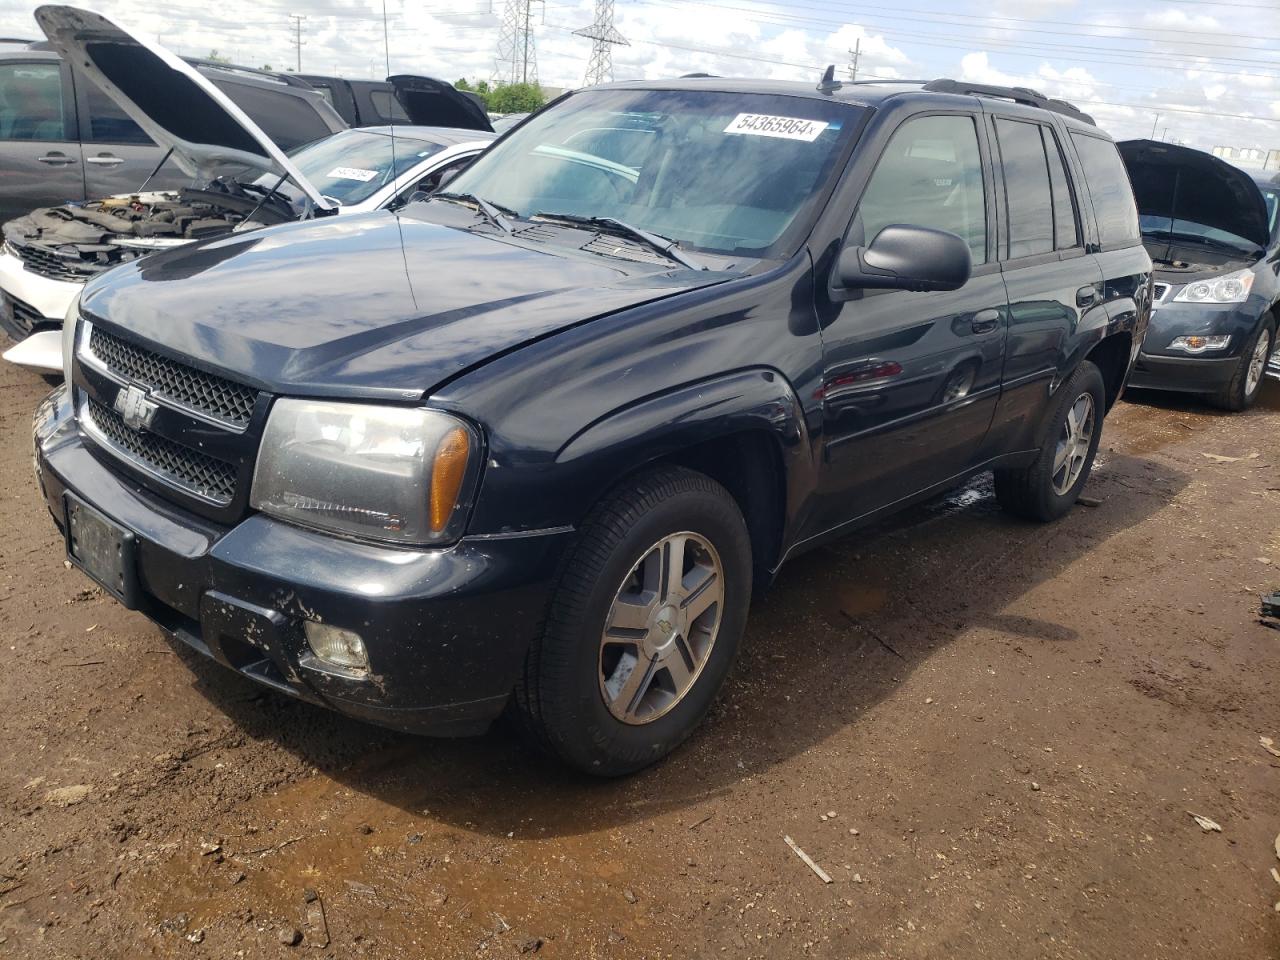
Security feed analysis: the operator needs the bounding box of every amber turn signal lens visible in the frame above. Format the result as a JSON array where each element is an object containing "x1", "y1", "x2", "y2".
[{"x1": 429, "y1": 427, "x2": 471, "y2": 533}]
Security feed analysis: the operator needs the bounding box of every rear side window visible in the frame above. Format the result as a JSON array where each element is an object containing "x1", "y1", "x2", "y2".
[
  {"x1": 1071, "y1": 133, "x2": 1141, "y2": 248},
  {"x1": 1044, "y1": 129, "x2": 1080, "y2": 250},
  {"x1": 995, "y1": 118, "x2": 1054, "y2": 258},
  {"x1": 0, "y1": 62, "x2": 67, "y2": 141},
  {"x1": 213, "y1": 79, "x2": 334, "y2": 151},
  {"x1": 857, "y1": 114, "x2": 988, "y2": 265},
  {"x1": 82, "y1": 80, "x2": 152, "y2": 144},
  {"x1": 369, "y1": 90, "x2": 409, "y2": 124}
]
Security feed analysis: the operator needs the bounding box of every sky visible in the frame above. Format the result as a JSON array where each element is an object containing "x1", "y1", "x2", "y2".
[{"x1": 2, "y1": 0, "x2": 1278, "y2": 153}]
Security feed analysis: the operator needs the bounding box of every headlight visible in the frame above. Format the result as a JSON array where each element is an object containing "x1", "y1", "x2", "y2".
[
  {"x1": 1169, "y1": 335, "x2": 1232, "y2": 354},
  {"x1": 61, "y1": 293, "x2": 81, "y2": 381},
  {"x1": 250, "y1": 399, "x2": 480, "y2": 545},
  {"x1": 1173, "y1": 269, "x2": 1254, "y2": 304}
]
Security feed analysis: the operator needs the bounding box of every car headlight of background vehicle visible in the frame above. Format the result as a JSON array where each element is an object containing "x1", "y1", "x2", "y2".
[
  {"x1": 61, "y1": 293, "x2": 81, "y2": 381},
  {"x1": 251, "y1": 400, "x2": 481, "y2": 544},
  {"x1": 1173, "y1": 269, "x2": 1255, "y2": 305}
]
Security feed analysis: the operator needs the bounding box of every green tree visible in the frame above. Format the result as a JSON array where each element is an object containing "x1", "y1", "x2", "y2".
[
  {"x1": 488, "y1": 82, "x2": 544, "y2": 113},
  {"x1": 206, "y1": 49, "x2": 232, "y2": 65},
  {"x1": 455, "y1": 78, "x2": 494, "y2": 107}
]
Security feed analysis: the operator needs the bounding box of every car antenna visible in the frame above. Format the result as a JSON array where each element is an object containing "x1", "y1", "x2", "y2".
[
  {"x1": 816, "y1": 64, "x2": 843, "y2": 95},
  {"x1": 382, "y1": 0, "x2": 397, "y2": 191}
]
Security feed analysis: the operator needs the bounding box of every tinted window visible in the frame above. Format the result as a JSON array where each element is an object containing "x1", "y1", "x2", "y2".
[
  {"x1": 212, "y1": 79, "x2": 333, "y2": 151},
  {"x1": 858, "y1": 114, "x2": 987, "y2": 264},
  {"x1": 0, "y1": 62, "x2": 66, "y2": 140},
  {"x1": 1072, "y1": 133, "x2": 1141, "y2": 248},
  {"x1": 369, "y1": 89, "x2": 409, "y2": 123},
  {"x1": 82, "y1": 80, "x2": 152, "y2": 144},
  {"x1": 996, "y1": 118, "x2": 1054, "y2": 259},
  {"x1": 1044, "y1": 127, "x2": 1080, "y2": 250}
]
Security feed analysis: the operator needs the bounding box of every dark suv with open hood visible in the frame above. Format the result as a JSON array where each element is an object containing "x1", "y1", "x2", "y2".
[
  {"x1": 34, "y1": 73, "x2": 1150, "y2": 774},
  {"x1": 1120, "y1": 140, "x2": 1280, "y2": 410}
]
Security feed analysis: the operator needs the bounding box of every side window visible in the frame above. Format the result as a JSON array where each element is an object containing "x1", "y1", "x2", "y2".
[
  {"x1": 1071, "y1": 133, "x2": 1141, "y2": 249},
  {"x1": 82, "y1": 80, "x2": 153, "y2": 145},
  {"x1": 213, "y1": 79, "x2": 334, "y2": 151},
  {"x1": 369, "y1": 90, "x2": 409, "y2": 124},
  {"x1": 410, "y1": 155, "x2": 473, "y2": 197},
  {"x1": 995, "y1": 118, "x2": 1054, "y2": 259},
  {"x1": 1043, "y1": 127, "x2": 1081, "y2": 250},
  {"x1": 857, "y1": 114, "x2": 988, "y2": 265},
  {"x1": 0, "y1": 62, "x2": 67, "y2": 141}
]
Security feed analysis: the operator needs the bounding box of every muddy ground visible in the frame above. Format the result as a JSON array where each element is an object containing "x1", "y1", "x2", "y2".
[{"x1": 1, "y1": 358, "x2": 1278, "y2": 960}]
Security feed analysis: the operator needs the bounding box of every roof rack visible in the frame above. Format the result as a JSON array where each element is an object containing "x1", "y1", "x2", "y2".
[
  {"x1": 922, "y1": 78, "x2": 1095, "y2": 126},
  {"x1": 0, "y1": 37, "x2": 36, "y2": 44}
]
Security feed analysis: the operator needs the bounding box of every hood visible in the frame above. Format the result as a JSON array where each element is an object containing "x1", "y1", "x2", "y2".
[
  {"x1": 34, "y1": 5, "x2": 333, "y2": 212},
  {"x1": 386, "y1": 75, "x2": 493, "y2": 132},
  {"x1": 1118, "y1": 139, "x2": 1271, "y2": 251},
  {"x1": 79, "y1": 212, "x2": 728, "y2": 398}
]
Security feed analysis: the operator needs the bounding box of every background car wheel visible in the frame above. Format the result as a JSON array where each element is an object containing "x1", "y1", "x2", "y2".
[
  {"x1": 513, "y1": 465, "x2": 752, "y2": 776},
  {"x1": 994, "y1": 360, "x2": 1106, "y2": 523},
  {"x1": 1209, "y1": 317, "x2": 1274, "y2": 412}
]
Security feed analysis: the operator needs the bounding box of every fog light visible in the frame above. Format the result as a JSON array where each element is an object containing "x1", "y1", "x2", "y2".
[
  {"x1": 303, "y1": 622, "x2": 369, "y2": 672},
  {"x1": 1169, "y1": 335, "x2": 1231, "y2": 354}
]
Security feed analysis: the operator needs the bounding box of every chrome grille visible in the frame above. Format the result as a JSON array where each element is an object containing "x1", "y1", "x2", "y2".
[
  {"x1": 83, "y1": 397, "x2": 237, "y2": 505},
  {"x1": 1153, "y1": 282, "x2": 1171, "y2": 303},
  {"x1": 87, "y1": 325, "x2": 258, "y2": 428}
]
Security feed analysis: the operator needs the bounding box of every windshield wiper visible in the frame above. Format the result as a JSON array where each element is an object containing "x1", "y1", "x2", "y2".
[
  {"x1": 430, "y1": 191, "x2": 515, "y2": 234},
  {"x1": 532, "y1": 212, "x2": 707, "y2": 271}
]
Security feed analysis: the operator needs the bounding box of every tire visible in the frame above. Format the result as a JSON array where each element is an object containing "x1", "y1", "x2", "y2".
[
  {"x1": 1208, "y1": 317, "x2": 1274, "y2": 412},
  {"x1": 513, "y1": 465, "x2": 752, "y2": 776},
  {"x1": 994, "y1": 360, "x2": 1106, "y2": 522}
]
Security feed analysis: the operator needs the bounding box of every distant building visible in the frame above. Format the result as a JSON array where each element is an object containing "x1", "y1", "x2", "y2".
[{"x1": 1212, "y1": 145, "x2": 1280, "y2": 171}]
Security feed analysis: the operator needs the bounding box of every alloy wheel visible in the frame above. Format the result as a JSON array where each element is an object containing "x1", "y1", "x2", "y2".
[
  {"x1": 598, "y1": 532, "x2": 724, "y2": 725},
  {"x1": 1052, "y1": 393, "x2": 1096, "y2": 496},
  {"x1": 1245, "y1": 329, "x2": 1272, "y2": 397}
]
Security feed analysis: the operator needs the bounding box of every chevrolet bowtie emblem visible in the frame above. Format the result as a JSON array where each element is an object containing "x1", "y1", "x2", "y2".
[{"x1": 114, "y1": 384, "x2": 159, "y2": 432}]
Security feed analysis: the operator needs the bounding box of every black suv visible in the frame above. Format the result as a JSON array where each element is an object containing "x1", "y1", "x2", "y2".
[{"x1": 35, "y1": 75, "x2": 1151, "y2": 775}]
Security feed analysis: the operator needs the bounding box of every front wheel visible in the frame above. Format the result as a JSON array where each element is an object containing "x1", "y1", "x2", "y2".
[
  {"x1": 995, "y1": 360, "x2": 1106, "y2": 522},
  {"x1": 1209, "y1": 317, "x2": 1274, "y2": 412},
  {"x1": 513, "y1": 466, "x2": 752, "y2": 776}
]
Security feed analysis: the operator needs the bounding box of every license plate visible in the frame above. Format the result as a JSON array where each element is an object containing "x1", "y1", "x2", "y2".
[{"x1": 65, "y1": 496, "x2": 139, "y2": 607}]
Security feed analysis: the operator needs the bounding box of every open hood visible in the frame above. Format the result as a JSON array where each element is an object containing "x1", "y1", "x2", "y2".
[
  {"x1": 34, "y1": 5, "x2": 333, "y2": 211},
  {"x1": 1119, "y1": 139, "x2": 1270, "y2": 251},
  {"x1": 387, "y1": 75, "x2": 493, "y2": 132}
]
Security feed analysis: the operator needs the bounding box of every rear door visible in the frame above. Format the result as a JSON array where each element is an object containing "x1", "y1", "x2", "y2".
[
  {"x1": 72, "y1": 66, "x2": 183, "y2": 196},
  {"x1": 982, "y1": 110, "x2": 1106, "y2": 455},
  {"x1": 0, "y1": 57, "x2": 84, "y2": 221},
  {"x1": 816, "y1": 110, "x2": 1008, "y2": 525}
]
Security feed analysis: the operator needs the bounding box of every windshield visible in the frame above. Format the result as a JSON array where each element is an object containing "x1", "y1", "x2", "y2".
[
  {"x1": 255, "y1": 129, "x2": 446, "y2": 206},
  {"x1": 1139, "y1": 213, "x2": 1262, "y2": 254},
  {"x1": 445, "y1": 88, "x2": 863, "y2": 257}
]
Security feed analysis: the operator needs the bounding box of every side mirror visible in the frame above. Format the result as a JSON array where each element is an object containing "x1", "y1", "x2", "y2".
[{"x1": 837, "y1": 224, "x2": 973, "y2": 293}]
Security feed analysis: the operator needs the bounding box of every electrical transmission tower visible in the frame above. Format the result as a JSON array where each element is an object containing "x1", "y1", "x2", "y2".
[
  {"x1": 493, "y1": 0, "x2": 542, "y2": 86},
  {"x1": 288, "y1": 13, "x2": 306, "y2": 73},
  {"x1": 574, "y1": 0, "x2": 627, "y2": 86}
]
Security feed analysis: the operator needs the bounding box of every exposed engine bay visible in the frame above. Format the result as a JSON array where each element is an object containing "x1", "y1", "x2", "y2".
[
  {"x1": 2, "y1": 178, "x2": 295, "y2": 282},
  {"x1": 1144, "y1": 239, "x2": 1258, "y2": 282}
]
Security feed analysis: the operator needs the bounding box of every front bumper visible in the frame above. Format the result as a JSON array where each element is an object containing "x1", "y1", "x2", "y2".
[
  {"x1": 34, "y1": 386, "x2": 570, "y2": 736},
  {"x1": 1127, "y1": 351, "x2": 1238, "y2": 393},
  {"x1": 0, "y1": 251, "x2": 79, "y2": 336}
]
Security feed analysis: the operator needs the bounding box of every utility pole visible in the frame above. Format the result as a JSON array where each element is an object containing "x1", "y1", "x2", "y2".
[
  {"x1": 288, "y1": 13, "x2": 306, "y2": 73},
  {"x1": 847, "y1": 38, "x2": 861, "y2": 82},
  {"x1": 574, "y1": 0, "x2": 628, "y2": 86},
  {"x1": 1150, "y1": 112, "x2": 1159, "y2": 139}
]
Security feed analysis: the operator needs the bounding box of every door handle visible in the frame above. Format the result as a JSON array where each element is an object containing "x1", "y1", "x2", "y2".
[
  {"x1": 85, "y1": 155, "x2": 124, "y2": 166},
  {"x1": 37, "y1": 152, "x2": 75, "y2": 166},
  {"x1": 970, "y1": 308, "x2": 1001, "y2": 334},
  {"x1": 1076, "y1": 285, "x2": 1100, "y2": 308}
]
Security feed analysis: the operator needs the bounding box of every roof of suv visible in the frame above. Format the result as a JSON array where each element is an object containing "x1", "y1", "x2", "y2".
[{"x1": 587, "y1": 75, "x2": 1099, "y2": 130}]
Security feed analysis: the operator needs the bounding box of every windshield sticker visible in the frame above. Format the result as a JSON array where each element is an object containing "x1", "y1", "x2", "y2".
[
  {"x1": 724, "y1": 113, "x2": 829, "y2": 142},
  {"x1": 326, "y1": 166, "x2": 379, "y2": 182}
]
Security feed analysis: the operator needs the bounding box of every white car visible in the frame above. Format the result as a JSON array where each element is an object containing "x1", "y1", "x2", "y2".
[{"x1": 0, "y1": 8, "x2": 494, "y2": 372}]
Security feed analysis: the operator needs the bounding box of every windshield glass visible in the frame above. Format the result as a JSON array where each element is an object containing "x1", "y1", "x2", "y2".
[
  {"x1": 445, "y1": 88, "x2": 864, "y2": 257},
  {"x1": 1139, "y1": 213, "x2": 1262, "y2": 253},
  {"x1": 255, "y1": 129, "x2": 446, "y2": 206}
]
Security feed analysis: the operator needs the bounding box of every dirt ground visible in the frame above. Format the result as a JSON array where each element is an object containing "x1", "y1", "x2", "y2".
[{"x1": 1, "y1": 357, "x2": 1279, "y2": 960}]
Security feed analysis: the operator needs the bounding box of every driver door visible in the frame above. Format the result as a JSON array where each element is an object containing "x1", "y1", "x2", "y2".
[{"x1": 815, "y1": 112, "x2": 1008, "y2": 530}]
